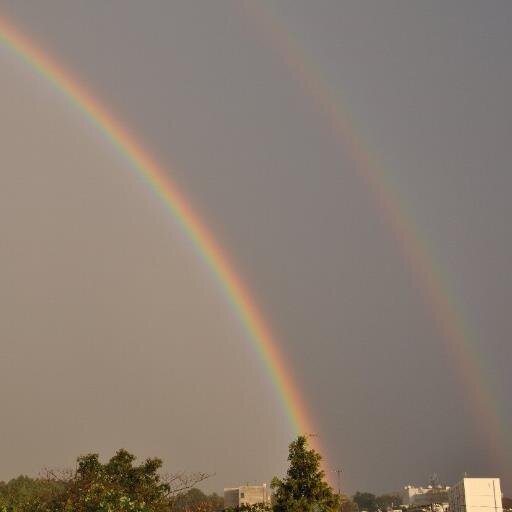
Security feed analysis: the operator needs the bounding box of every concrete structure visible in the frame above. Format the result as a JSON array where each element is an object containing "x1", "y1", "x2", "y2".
[
  {"x1": 402, "y1": 485, "x2": 450, "y2": 508},
  {"x1": 448, "y1": 478, "x2": 502, "y2": 512},
  {"x1": 224, "y1": 484, "x2": 271, "y2": 509}
]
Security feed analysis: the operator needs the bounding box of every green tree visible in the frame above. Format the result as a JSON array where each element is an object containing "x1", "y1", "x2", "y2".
[
  {"x1": 0, "y1": 475, "x2": 65, "y2": 512},
  {"x1": 271, "y1": 435, "x2": 340, "y2": 512},
  {"x1": 38, "y1": 449, "x2": 172, "y2": 512},
  {"x1": 0, "y1": 450, "x2": 209, "y2": 512},
  {"x1": 171, "y1": 487, "x2": 224, "y2": 512}
]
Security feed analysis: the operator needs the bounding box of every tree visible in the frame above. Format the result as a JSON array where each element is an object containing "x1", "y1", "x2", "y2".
[
  {"x1": 57, "y1": 449, "x2": 172, "y2": 512},
  {"x1": 224, "y1": 505, "x2": 271, "y2": 512},
  {"x1": 0, "y1": 475, "x2": 65, "y2": 512},
  {"x1": 353, "y1": 492, "x2": 378, "y2": 512},
  {"x1": 376, "y1": 493, "x2": 402, "y2": 511},
  {"x1": 0, "y1": 449, "x2": 209, "y2": 512},
  {"x1": 271, "y1": 435, "x2": 340, "y2": 512},
  {"x1": 171, "y1": 488, "x2": 224, "y2": 512},
  {"x1": 339, "y1": 494, "x2": 359, "y2": 512}
]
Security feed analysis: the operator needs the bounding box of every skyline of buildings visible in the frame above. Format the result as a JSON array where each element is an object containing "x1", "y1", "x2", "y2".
[{"x1": 220, "y1": 477, "x2": 508, "y2": 511}]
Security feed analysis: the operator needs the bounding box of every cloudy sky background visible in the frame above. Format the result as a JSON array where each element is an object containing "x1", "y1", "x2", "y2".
[{"x1": 0, "y1": 1, "x2": 511, "y2": 494}]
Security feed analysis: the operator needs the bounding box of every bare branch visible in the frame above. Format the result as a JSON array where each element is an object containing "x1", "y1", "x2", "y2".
[{"x1": 163, "y1": 471, "x2": 212, "y2": 495}]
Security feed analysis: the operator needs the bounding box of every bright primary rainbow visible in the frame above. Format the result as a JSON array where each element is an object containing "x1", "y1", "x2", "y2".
[
  {"x1": 0, "y1": 17, "x2": 331, "y2": 474},
  {"x1": 241, "y1": 1, "x2": 509, "y2": 478}
]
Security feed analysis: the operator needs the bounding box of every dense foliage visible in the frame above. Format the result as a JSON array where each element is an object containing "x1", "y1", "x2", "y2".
[
  {"x1": 0, "y1": 475, "x2": 65, "y2": 512},
  {"x1": 56, "y1": 449, "x2": 171, "y2": 511},
  {"x1": 224, "y1": 505, "x2": 271, "y2": 512},
  {"x1": 271, "y1": 435, "x2": 340, "y2": 512},
  {"x1": 172, "y1": 488, "x2": 224, "y2": 512},
  {"x1": 352, "y1": 491, "x2": 402, "y2": 512},
  {"x1": 0, "y1": 450, "x2": 216, "y2": 512}
]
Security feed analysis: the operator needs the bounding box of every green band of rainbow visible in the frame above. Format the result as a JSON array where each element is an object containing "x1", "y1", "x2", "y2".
[{"x1": 0, "y1": 16, "x2": 330, "y2": 475}]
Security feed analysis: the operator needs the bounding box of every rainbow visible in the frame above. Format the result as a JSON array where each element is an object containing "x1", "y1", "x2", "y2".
[
  {"x1": 240, "y1": 1, "x2": 509, "y2": 478},
  {"x1": 0, "y1": 16, "x2": 331, "y2": 475}
]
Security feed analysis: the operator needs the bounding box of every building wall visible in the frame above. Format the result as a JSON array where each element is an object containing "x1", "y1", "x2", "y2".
[
  {"x1": 223, "y1": 484, "x2": 270, "y2": 508},
  {"x1": 449, "y1": 478, "x2": 502, "y2": 512},
  {"x1": 415, "y1": 490, "x2": 449, "y2": 506},
  {"x1": 402, "y1": 487, "x2": 421, "y2": 506},
  {"x1": 402, "y1": 486, "x2": 450, "y2": 507},
  {"x1": 224, "y1": 488, "x2": 240, "y2": 509}
]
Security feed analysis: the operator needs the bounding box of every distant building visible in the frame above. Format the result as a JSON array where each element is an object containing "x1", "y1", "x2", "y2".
[
  {"x1": 224, "y1": 484, "x2": 271, "y2": 509},
  {"x1": 402, "y1": 485, "x2": 450, "y2": 508},
  {"x1": 448, "y1": 478, "x2": 502, "y2": 512}
]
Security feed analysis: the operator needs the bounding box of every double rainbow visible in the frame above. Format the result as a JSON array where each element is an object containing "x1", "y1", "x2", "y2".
[{"x1": 2, "y1": 6, "x2": 509, "y2": 484}]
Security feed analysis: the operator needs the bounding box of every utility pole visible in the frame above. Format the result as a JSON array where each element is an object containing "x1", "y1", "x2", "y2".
[{"x1": 335, "y1": 468, "x2": 343, "y2": 496}]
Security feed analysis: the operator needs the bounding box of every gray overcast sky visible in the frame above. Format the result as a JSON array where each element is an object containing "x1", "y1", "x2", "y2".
[{"x1": 0, "y1": 0, "x2": 511, "y2": 495}]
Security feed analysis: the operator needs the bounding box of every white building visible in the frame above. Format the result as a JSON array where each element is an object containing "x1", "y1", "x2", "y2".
[
  {"x1": 402, "y1": 485, "x2": 450, "y2": 508},
  {"x1": 224, "y1": 484, "x2": 271, "y2": 509},
  {"x1": 448, "y1": 478, "x2": 502, "y2": 512}
]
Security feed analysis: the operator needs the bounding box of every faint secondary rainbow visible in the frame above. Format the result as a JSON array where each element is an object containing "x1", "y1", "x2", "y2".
[
  {"x1": 241, "y1": 1, "x2": 509, "y2": 478},
  {"x1": 0, "y1": 16, "x2": 331, "y2": 472}
]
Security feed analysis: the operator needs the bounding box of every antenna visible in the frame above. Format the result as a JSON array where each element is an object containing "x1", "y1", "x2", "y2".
[{"x1": 430, "y1": 473, "x2": 440, "y2": 488}]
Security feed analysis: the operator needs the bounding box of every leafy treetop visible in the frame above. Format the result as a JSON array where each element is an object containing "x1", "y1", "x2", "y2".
[{"x1": 271, "y1": 435, "x2": 340, "y2": 512}]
